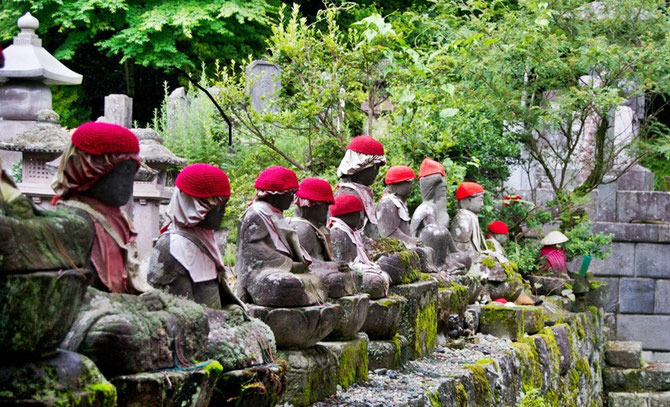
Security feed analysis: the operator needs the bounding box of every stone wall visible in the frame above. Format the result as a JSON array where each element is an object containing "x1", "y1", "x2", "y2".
[{"x1": 589, "y1": 166, "x2": 670, "y2": 362}]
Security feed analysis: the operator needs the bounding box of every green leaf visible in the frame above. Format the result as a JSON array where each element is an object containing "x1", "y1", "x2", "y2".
[{"x1": 439, "y1": 108, "x2": 459, "y2": 118}]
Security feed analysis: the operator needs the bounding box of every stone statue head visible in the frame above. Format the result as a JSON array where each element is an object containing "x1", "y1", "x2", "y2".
[
  {"x1": 254, "y1": 165, "x2": 300, "y2": 211},
  {"x1": 338, "y1": 211, "x2": 364, "y2": 231},
  {"x1": 259, "y1": 192, "x2": 294, "y2": 211},
  {"x1": 419, "y1": 174, "x2": 447, "y2": 202},
  {"x1": 492, "y1": 233, "x2": 508, "y2": 244},
  {"x1": 330, "y1": 193, "x2": 365, "y2": 230},
  {"x1": 387, "y1": 181, "x2": 413, "y2": 200},
  {"x1": 197, "y1": 199, "x2": 229, "y2": 230},
  {"x1": 458, "y1": 192, "x2": 484, "y2": 213},
  {"x1": 349, "y1": 163, "x2": 382, "y2": 186},
  {"x1": 81, "y1": 159, "x2": 138, "y2": 207},
  {"x1": 296, "y1": 203, "x2": 330, "y2": 226}
]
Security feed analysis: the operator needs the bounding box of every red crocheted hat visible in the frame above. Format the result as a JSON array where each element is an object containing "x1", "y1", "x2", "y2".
[
  {"x1": 385, "y1": 165, "x2": 415, "y2": 185},
  {"x1": 71, "y1": 122, "x2": 140, "y2": 155},
  {"x1": 176, "y1": 163, "x2": 231, "y2": 198},
  {"x1": 330, "y1": 194, "x2": 364, "y2": 217},
  {"x1": 347, "y1": 135, "x2": 384, "y2": 156},
  {"x1": 296, "y1": 178, "x2": 335, "y2": 203},
  {"x1": 455, "y1": 182, "x2": 484, "y2": 200},
  {"x1": 488, "y1": 221, "x2": 509, "y2": 235},
  {"x1": 254, "y1": 165, "x2": 299, "y2": 192},
  {"x1": 418, "y1": 158, "x2": 445, "y2": 179}
]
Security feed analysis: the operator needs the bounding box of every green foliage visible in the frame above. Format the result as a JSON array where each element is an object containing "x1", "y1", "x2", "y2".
[
  {"x1": 0, "y1": 0, "x2": 276, "y2": 72},
  {"x1": 517, "y1": 387, "x2": 550, "y2": 407},
  {"x1": 50, "y1": 86, "x2": 92, "y2": 129},
  {"x1": 563, "y1": 222, "x2": 612, "y2": 261}
]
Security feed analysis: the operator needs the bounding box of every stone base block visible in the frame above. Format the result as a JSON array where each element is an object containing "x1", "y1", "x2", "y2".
[
  {"x1": 609, "y1": 392, "x2": 670, "y2": 407},
  {"x1": 0, "y1": 270, "x2": 89, "y2": 358},
  {"x1": 111, "y1": 361, "x2": 221, "y2": 407},
  {"x1": 278, "y1": 345, "x2": 338, "y2": 407},
  {"x1": 326, "y1": 294, "x2": 370, "y2": 340},
  {"x1": 436, "y1": 282, "x2": 469, "y2": 334},
  {"x1": 527, "y1": 275, "x2": 573, "y2": 296},
  {"x1": 479, "y1": 304, "x2": 546, "y2": 341},
  {"x1": 0, "y1": 350, "x2": 116, "y2": 406},
  {"x1": 360, "y1": 295, "x2": 405, "y2": 340},
  {"x1": 389, "y1": 280, "x2": 438, "y2": 359},
  {"x1": 604, "y1": 363, "x2": 670, "y2": 392},
  {"x1": 607, "y1": 341, "x2": 643, "y2": 369},
  {"x1": 320, "y1": 333, "x2": 369, "y2": 388},
  {"x1": 211, "y1": 363, "x2": 286, "y2": 407},
  {"x1": 248, "y1": 303, "x2": 340, "y2": 349},
  {"x1": 367, "y1": 334, "x2": 407, "y2": 371}
]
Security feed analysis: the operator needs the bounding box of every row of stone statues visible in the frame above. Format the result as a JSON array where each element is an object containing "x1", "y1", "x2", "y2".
[{"x1": 2, "y1": 122, "x2": 572, "y2": 404}]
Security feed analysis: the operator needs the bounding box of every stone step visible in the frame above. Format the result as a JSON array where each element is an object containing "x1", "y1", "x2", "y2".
[
  {"x1": 320, "y1": 333, "x2": 369, "y2": 389},
  {"x1": 604, "y1": 362, "x2": 670, "y2": 393},
  {"x1": 608, "y1": 391, "x2": 670, "y2": 407},
  {"x1": 616, "y1": 191, "x2": 670, "y2": 223},
  {"x1": 607, "y1": 341, "x2": 643, "y2": 369}
]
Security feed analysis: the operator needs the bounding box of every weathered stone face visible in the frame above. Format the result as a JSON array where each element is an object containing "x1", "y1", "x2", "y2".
[{"x1": 81, "y1": 159, "x2": 138, "y2": 207}]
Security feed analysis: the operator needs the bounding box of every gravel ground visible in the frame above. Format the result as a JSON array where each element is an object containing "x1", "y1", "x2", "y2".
[{"x1": 304, "y1": 334, "x2": 515, "y2": 407}]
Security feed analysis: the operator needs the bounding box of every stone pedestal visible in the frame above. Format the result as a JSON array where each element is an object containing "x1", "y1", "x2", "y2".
[
  {"x1": 436, "y1": 281, "x2": 470, "y2": 335},
  {"x1": 360, "y1": 295, "x2": 406, "y2": 339},
  {"x1": 367, "y1": 334, "x2": 407, "y2": 370},
  {"x1": 389, "y1": 280, "x2": 439, "y2": 359},
  {"x1": 326, "y1": 294, "x2": 369, "y2": 340},
  {"x1": 248, "y1": 303, "x2": 340, "y2": 349},
  {"x1": 111, "y1": 361, "x2": 221, "y2": 407},
  {"x1": 320, "y1": 333, "x2": 369, "y2": 388},
  {"x1": 278, "y1": 345, "x2": 339, "y2": 407}
]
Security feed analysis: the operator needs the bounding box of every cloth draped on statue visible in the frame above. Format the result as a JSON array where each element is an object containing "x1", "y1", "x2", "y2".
[
  {"x1": 540, "y1": 246, "x2": 568, "y2": 275},
  {"x1": 337, "y1": 182, "x2": 378, "y2": 226},
  {"x1": 59, "y1": 196, "x2": 150, "y2": 293}
]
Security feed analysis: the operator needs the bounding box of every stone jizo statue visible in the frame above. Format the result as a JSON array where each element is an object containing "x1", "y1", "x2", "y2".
[
  {"x1": 451, "y1": 182, "x2": 487, "y2": 257},
  {"x1": 289, "y1": 177, "x2": 360, "y2": 299},
  {"x1": 335, "y1": 135, "x2": 386, "y2": 238},
  {"x1": 235, "y1": 166, "x2": 326, "y2": 307},
  {"x1": 378, "y1": 165, "x2": 422, "y2": 246},
  {"x1": 410, "y1": 159, "x2": 471, "y2": 273},
  {"x1": 538, "y1": 231, "x2": 570, "y2": 278},
  {"x1": 485, "y1": 221, "x2": 509, "y2": 256},
  {"x1": 328, "y1": 194, "x2": 390, "y2": 299},
  {"x1": 148, "y1": 163, "x2": 243, "y2": 309},
  {"x1": 51, "y1": 122, "x2": 151, "y2": 293}
]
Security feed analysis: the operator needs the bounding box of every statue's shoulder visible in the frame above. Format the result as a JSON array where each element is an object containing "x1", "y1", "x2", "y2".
[{"x1": 239, "y1": 208, "x2": 269, "y2": 241}]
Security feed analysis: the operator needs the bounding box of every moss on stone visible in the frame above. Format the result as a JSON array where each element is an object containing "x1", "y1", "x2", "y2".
[
  {"x1": 203, "y1": 360, "x2": 223, "y2": 378},
  {"x1": 332, "y1": 337, "x2": 368, "y2": 388},
  {"x1": 454, "y1": 381, "x2": 469, "y2": 406},
  {"x1": 427, "y1": 390, "x2": 441, "y2": 407},
  {"x1": 513, "y1": 337, "x2": 543, "y2": 390},
  {"x1": 480, "y1": 304, "x2": 523, "y2": 340},
  {"x1": 413, "y1": 296, "x2": 437, "y2": 358},
  {"x1": 464, "y1": 363, "x2": 492, "y2": 405}
]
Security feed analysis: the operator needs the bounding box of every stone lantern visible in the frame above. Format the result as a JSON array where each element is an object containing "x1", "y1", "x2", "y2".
[
  {"x1": 0, "y1": 12, "x2": 82, "y2": 171},
  {"x1": 0, "y1": 109, "x2": 68, "y2": 206},
  {"x1": 129, "y1": 128, "x2": 187, "y2": 257}
]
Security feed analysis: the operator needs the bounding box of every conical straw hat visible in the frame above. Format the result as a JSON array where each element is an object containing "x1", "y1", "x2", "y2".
[{"x1": 540, "y1": 231, "x2": 569, "y2": 246}]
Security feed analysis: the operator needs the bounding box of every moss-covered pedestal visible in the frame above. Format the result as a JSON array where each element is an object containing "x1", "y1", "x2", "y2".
[
  {"x1": 435, "y1": 280, "x2": 470, "y2": 336},
  {"x1": 277, "y1": 344, "x2": 338, "y2": 407},
  {"x1": 111, "y1": 361, "x2": 222, "y2": 407},
  {"x1": 0, "y1": 350, "x2": 116, "y2": 406},
  {"x1": 367, "y1": 333, "x2": 407, "y2": 370},
  {"x1": 479, "y1": 304, "x2": 546, "y2": 341},
  {"x1": 320, "y1": 333, "x2": 369, "y2": 389},
  {"x1": 389, "y1": 280, "x2": 438, "y2": 360},
  {"x1": 0, "y1": 270, "x2": 89, "y2": 358}
]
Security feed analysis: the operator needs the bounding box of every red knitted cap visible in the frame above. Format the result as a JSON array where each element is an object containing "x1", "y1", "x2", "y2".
[
  {"x1": 296, "y1": 178, "x2": 335, "y2": 203},
  {"x1": 385, "y1": 165, "x2": 415, "y2": 184},
  {"x1": 418, "y1": 158, "x2": 445, "y2": 179},
  {"x1": 71, "y1": 122, "x2": 140, "y2": 155},
  {"x1": 347, "y1": 135, "x2": 384, "y2": 156},
  {"x1": 254, "y1": 166, "x2": 299, "y2": 192},
  {"x1": 176, "y1": 163, "x2": 231, "y2": 198},
  {"x1": 330, "y1": 194, "x2": 363, "y2": 217},
  {"x1": 488, "y1": 221, "x2": 509, "y2": 235},
  {"x1": 455, "y1": 182, "x2": 484, "y2": 200}
]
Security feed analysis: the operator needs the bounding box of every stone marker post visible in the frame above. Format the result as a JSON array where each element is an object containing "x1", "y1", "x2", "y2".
[
  {"x1": 103, "y1": 94, "x2": 133, "y2": 128},
  {"x1": 246, "y1": 60, "x2": 281, "y2": 113}
]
